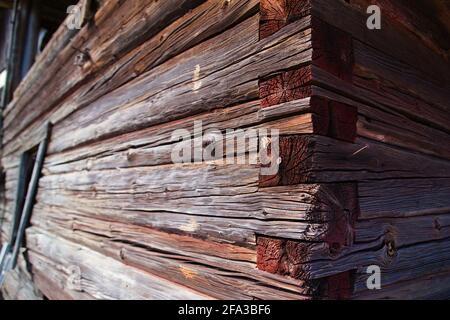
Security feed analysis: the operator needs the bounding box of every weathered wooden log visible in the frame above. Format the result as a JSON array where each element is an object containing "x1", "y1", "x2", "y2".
[
  {"x1": 311, "y1": 85, "x2": 450, "y2": 161},
  {"x1": 259, "y1": 0, "x2": 311, "y2": 39},
  {"x1": 311, "y1": 0, "x2": 450, "y2": 84},
  {"x1": 2, "y1": 0, "x2": 450, "y2": 300},
  {"x1": 4, "y1": 0, "x2": 208, "y2": 143},
  {"x1": 27, "y1": 230, "x2": 211, "y2": 300},
  {"x1": 4, "y1": 14, "x2": 312, "y2": 156},
  {"x1": 33, "y1": 182, "x2": 330, "y2": 245},
  {"x1": 28, "y1": 221, "x2": 309, "y2": 299}
]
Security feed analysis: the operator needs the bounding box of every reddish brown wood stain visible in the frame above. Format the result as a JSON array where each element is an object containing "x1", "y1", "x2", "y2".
[
  {"x1": 257, "y1": 4, "x2": 359, "y2": 299},
  {"x1": 2, "y1": 0, "x2": 449, "y2": 302},
  {"x1": 259, "y1": 78, "x2": 357, "y2": 142},
  {"x1": 259, "y1": 66, "x2": 312, "y2": 108},
  {"x1": 312, "y1": 97, "x2": 358, "y2": 143},
  {"x1": 312, "y1": 17, "x2": 354, "y2": 82},
  {"x1": 260, "y1": 0, "x2": 312, "y2": 39},
  {"x1": 256, "y1": 236, "x2": 313, "y2": 279},
  {"x1": 256, "y1": 237, "x2": 286, "y2": 274},
  {"x1": 257, "y1": 240, "x2": 357, "y2": 299},
  {"x1": 325, "y1": 271, "x2": 355, "y2": 300},
  {"x1": 259, "y1": 135, "x2": 312, "y2": 187},
  {"x1": 323, "y1": 183, "x2": 360, "y2": 253},
  {"x1": 256, "y1": 183, "x2": 360, "y2": 299}
]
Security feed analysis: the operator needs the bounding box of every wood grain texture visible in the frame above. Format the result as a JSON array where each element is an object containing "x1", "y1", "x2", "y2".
[
  {"x1": 30, "y1": 15, "x2": 312, "y2": 156},
  {"x1": 260, "y1": 0, "x2": 311, "y2": 39},
  {"x1": 3, "y1": 0, "x2": 261, "y2": 156},
  {"x1": 27, "y1": 230, "x2": 211, "y2": 300},
  {"x1": 2, "y1": 0, "x2": 450, "y2": 300},
  {"x1": 34, "y1": 170, "x2": 334, "y2": 244},
  {"x1": 4, "y1": 0, "x2": 207, "y2": 143},
  {"x1": 28, "y1": 219, "x2": 309, "y2": 299}
]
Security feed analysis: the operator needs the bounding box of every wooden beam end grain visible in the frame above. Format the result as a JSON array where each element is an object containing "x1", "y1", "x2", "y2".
[
  {"x1": 256, "y1": 236, "x2": 313, "y2": 280},
  {"x1": 259, "y1": 135, "x2": 314, "y2": 187},
  {"x1": 256, "y1": 183, "x2": 360, "y2": 298},
  {"x1": 260, "y1": 0, "x2": 312, "y2": 39},
  {"x1": 258, "y1": 75, "x2": 357, "y2": 143},
  {"x1": 259, "y1": 66, "x2": 313, "y2": 108}
]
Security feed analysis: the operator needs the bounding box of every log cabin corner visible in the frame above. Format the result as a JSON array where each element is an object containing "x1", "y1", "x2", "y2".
[{"x1": 0, "y1": 0, "x2": 449, "y2": 300}]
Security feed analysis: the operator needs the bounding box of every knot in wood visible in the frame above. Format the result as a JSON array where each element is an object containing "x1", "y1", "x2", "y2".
[
  {"x1": 119, "y1": 248, "x2": 126, "y2": 260},
  {"x1": 74, "y1": 51, "x2": 91, "y2": 66},
  {"x1": 222, "y1": 0, "x2": 231, "y2": 9},
  {"x1": 386, "y1": 240, "x2": 396, "y2": 257},
  {"x1": 126, "y1": 149, "x2": 136, "y2": 161}
]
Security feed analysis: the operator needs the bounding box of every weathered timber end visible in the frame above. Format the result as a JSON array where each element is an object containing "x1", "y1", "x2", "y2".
[{"x1": 0, "y1": 0, "x2": 449, "y2": 299}]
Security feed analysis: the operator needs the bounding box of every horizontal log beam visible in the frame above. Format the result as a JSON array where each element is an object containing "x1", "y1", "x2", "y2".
[{"x1": 27, "y1": 230, "x2": 212, "y2": 300}]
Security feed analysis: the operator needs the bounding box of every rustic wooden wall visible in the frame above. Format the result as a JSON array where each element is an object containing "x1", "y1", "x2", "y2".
[
  {"x1": 256, "y1": 0, "x2": 450, "y2": 299},
  {"x1": 1, "y1": 0, "x2": 449, "y2": 299}
]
